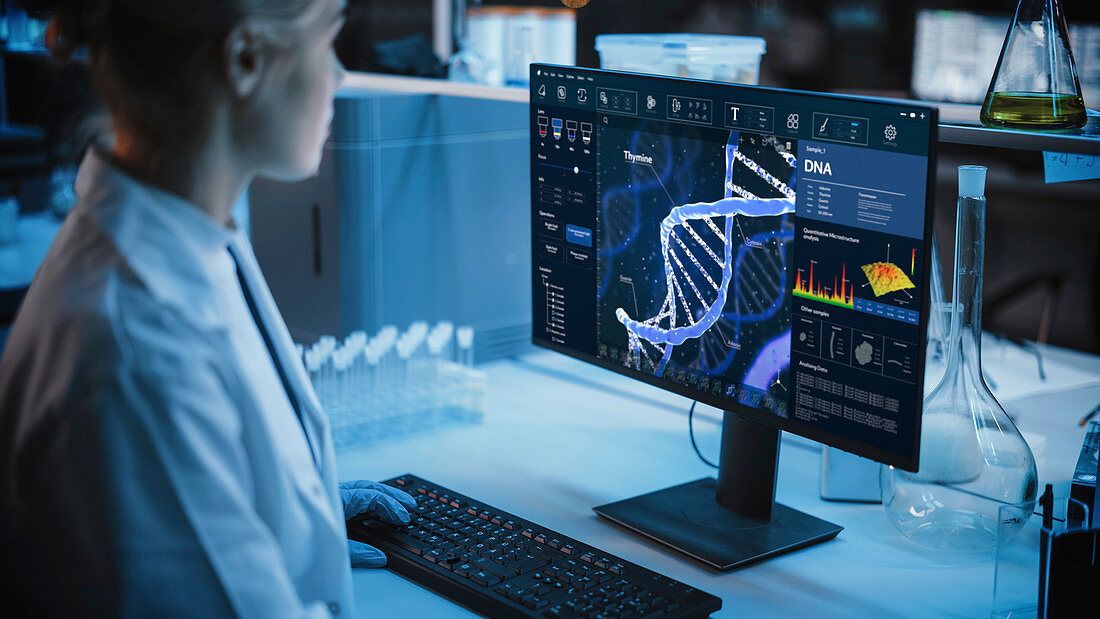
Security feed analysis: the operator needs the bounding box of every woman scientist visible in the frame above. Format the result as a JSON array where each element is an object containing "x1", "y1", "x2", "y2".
[{"x1": 0, "y1": 1, "x2": 415, "y2": 615}]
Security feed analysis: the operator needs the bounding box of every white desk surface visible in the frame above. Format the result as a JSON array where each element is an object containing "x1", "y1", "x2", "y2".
[{"x1": 337, "y1": 342, "x2": 1100, "y2": 618}]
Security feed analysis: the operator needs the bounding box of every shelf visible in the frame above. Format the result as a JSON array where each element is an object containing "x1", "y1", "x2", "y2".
[
  {"x1": 935, "y1": 102, "x2": 1100, "y2": 155},
  {"x1": 342, "y1": 73, "x2": 1100, "y2": 155},
  {"x1": 939, "y1": 122, "x2": 1100, "y2": 155},
  {"x1": 340, "y1": 72, "x2": 527, "y2": 103}
]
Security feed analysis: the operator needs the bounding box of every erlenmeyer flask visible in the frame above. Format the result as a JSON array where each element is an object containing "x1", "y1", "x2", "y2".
[{"x1": 980, "y1": 0, "x2": 1086, "y2": 130}]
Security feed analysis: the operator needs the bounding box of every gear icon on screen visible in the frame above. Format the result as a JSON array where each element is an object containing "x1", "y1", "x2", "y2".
[{"x1": 884, "y1": 124, "x2": 898, "y2": 140}]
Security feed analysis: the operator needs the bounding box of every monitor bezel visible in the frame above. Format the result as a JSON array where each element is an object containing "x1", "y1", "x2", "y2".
[{"x1": 529, "y1": 63, "x2": 938, "y2": 473}]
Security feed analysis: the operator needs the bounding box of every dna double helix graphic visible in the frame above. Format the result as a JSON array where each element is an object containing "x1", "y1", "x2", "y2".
[{"x1": 616, "y1": 137, "x2": 796, "y2": 376}]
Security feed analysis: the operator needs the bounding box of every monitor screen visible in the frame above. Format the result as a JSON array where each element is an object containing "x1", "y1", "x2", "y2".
[
  {"x1": 529, "y1": 65, "x2": 937, "y2": 472},
  {"x1": 911, "y1": 10, "x2": 1010, "y2": 104}
]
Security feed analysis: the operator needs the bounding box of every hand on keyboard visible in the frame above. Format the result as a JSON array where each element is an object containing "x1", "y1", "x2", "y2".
[{"x1": 340, "y1": 480, "x2": 418, "y2": 568}]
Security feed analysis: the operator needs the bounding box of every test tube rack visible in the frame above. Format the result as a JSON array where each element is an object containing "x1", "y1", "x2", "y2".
[{"x1": 300, "y1": 321, "x2": 487, "y2": 449}]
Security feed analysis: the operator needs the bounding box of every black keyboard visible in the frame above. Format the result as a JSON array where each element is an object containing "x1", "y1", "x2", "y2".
[{"x1": 347, "y1": 474, "x2": 721, "y2": 618}]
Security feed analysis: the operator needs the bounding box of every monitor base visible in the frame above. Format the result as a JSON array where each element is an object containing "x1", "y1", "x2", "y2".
[{"x1": 594, "y1": 477, "x2": 842, "y2": 571}]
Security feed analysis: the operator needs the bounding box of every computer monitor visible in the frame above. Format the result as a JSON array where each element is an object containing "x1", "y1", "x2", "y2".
[{"x1": 529, "y1": 64, "x2": 938, "y2": 570}]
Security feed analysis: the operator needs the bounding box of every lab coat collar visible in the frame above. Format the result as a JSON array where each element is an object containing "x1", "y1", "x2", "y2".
[{"x1": 74, "y1": 148, "x2": 239, "y2": 331}]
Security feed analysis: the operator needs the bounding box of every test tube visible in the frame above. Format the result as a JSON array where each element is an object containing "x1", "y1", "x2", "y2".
[
  {"x1": 395, "y1": 339, "x2": 414, "y2": 429},
  {"x1": 378, "y1": 325, "x2": 398, "y2": 347},
  {"x1": 365, "y1": 345, "x2": 380, "y2": 419},
  {"x1": 456, "y1": 326, "x2": 475, "y2": 367},
  {"x1": 427, "y1": 331, "x2": 446, "y2": 410},
  {"x1": 331, "y1": 346, "x2": 345, "y2": 409},
  {"x1": 408, "y1": 324, "x2": 427, "y2": 379},
  {"x1": 375, "y1": 336, "x2": 395, "y2": 400},
  {"x1": 305, "y1": 349, "x2": 322, "y2": 397},
  {"x1": 317, "y1": 336, "x2": 336, "y2": 408},
  {"x1": 434, "y1": 321, "x2": 455, "y2": 365},
  {"x1": 347, "y1": 337, "x2": 365, "y2": 403}
]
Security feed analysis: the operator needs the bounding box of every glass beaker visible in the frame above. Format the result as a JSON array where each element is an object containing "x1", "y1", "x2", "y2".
[
  {"x1": 992, "y1": 494, "x2": 1090, "y2": 618},
  {"x1": 448, "y1": 0, "x2": 487, "y2": 84},
  {"x1": 980, "y1": 0, "x2": 1087, "y2": 130},
  {"x1": 504, "y1": 23, "x2": 534, "y2": 87},
  {"x1": 882, "y1": 165, "x2": 1038, "y2": 553}
]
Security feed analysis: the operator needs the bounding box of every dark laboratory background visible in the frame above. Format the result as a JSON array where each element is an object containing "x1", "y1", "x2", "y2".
[{"x1": 2, "y1": 0, "x2": 1099, "y2": 355}]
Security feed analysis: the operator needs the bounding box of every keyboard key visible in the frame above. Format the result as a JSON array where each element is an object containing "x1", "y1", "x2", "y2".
[
  {"x1": 453, "y1": 563, "x2": 473, "y2": 577},
  {"x1": 473, "y1": 558, "x2": 514, "y2": 580},
  {"x1": 494, "y1": 584, "x2": 514, "y2": 598},
  {"x1": 512, "y1": 554, "x2": 550, "y2": 574},
  {"x1": 521, "y1": 529, "x2": 535, "y2": 538},
  {"x1": 544, "y1": 605, "x2": 575, "y2": 617},
  {"x1": 546, "y1": 538, "x2": 562, "y2": 549},
  {"x1": 560, "y1": 544, "x2": 576, "y2": 555},
  {"x1": 395, "y1": 538, "x2": 431, "y2": 556},
  {"x1": 523, "y1": 596, "x2": 548, "y2": 610},
  {"x1": 470, "y1": 571, "x2": 502, "y2": 587}
]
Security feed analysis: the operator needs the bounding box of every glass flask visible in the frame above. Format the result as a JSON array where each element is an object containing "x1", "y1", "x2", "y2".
[
  {"x1": 980, "y1": 0, "x2": 1086, "y2": 130},
  {"x1": 448, "y1": 0, "x2": 487, "y2": 84},
  {"x1": 882, "y1": 166, "x2": 1038, "y2": 552}
]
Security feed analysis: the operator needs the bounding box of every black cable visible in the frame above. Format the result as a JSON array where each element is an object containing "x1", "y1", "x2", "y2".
[{"x1": 688, "y1": 401, "x2": 719, "y2": 469}]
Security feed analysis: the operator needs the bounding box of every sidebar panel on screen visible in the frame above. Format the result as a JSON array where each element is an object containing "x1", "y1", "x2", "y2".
[{"x1": 531, "y1": 78, "x2": 598, "y2": 356}]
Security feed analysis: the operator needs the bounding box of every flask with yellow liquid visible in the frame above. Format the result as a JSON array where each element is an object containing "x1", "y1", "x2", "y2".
[{"x1": 980, "y1": 0, "x2": 1087, "y2": 130}]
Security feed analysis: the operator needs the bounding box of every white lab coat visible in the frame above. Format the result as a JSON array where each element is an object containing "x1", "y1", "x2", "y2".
[{"x1": 0, "y1": 149, "x2": 354, "y2": 617}]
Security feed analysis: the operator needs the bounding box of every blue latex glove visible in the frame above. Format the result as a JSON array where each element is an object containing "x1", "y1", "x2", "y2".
[{"x1": 340, "y1": 480, "x2": 418, "y2": 568}]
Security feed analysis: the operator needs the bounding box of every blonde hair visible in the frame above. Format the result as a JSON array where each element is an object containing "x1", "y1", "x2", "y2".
[{"x1": 23, "y1": 0, "x2": 326, "y2": 145}]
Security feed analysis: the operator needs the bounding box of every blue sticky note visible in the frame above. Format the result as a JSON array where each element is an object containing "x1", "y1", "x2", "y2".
[{"x1": 1043, "y1": 151, "x2": 1099, "y2": 183}]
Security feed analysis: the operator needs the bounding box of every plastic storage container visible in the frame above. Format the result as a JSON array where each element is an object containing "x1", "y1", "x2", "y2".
[{"x1": 595, "y1": 34, "x2": 766, "y2": 85}]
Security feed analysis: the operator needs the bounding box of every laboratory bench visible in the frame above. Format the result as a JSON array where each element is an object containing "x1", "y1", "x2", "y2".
[{"x1": 336, "y1": 338, "x2": 1100, "y2": 618}]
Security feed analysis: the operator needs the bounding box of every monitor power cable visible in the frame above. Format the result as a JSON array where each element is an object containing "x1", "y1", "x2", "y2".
[{"x1": 688, "y1": 401, "x2": 719, "y2": 469}]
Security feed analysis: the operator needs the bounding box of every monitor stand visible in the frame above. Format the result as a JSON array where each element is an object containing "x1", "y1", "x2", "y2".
[{"x1": 593, "y1": 410, "x2": 842, "y2": 571}]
